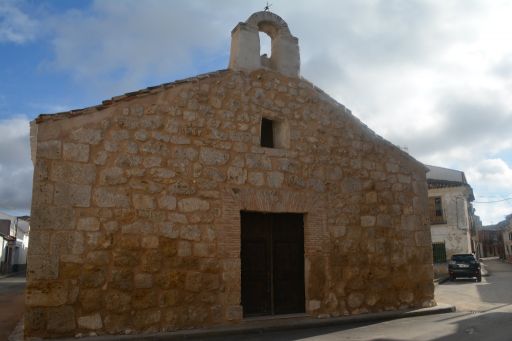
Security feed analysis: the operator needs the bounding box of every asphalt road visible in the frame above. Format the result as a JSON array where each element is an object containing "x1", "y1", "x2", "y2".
[
  {"x1": 436, "y1": 258, "x2": 512, "y2": 313},
  {"x1": 203, "y1": 259, "x2": 512, "y2": 341},
  {"x1": 0, "y1": 273, "x2": 26, "y2": 341}
]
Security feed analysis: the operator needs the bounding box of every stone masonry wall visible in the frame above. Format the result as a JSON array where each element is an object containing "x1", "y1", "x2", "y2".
[{"x1": 26, "y1": 69, "x2": 434, "y2": 338}]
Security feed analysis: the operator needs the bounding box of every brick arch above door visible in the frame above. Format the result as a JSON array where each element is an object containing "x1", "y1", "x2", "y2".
[{"x1": 217, "y1": 187, "x2": 328, "y2": 259}]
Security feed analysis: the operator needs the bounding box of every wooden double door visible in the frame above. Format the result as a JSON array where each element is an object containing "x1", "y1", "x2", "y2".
[{"x1": 241, "y1": 211, "x2": 305, "y2": 317}]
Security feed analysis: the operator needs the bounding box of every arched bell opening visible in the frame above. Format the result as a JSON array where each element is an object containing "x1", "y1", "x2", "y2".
[
  {"x1": 229, "y1": 11, "x2": 300, "y2": 78},
  {"x1": 258, "y1": 31, "x2": 272, "y2": 67}
]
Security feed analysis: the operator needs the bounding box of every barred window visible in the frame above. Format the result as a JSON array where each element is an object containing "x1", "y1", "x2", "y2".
[{"x1": 432, "y1": 242, "x2": 447, "y2": 263}]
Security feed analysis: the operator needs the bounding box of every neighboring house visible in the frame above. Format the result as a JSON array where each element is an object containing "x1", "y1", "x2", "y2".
[
  {"x1": 502, "y1": 215, "x2": 512, "y2": 262},
  {"x1": 476, "y1": 214, "x2": 510, "y2": 260},
  {"x1": 476, "y1": 225, "x2": 505, "y2": 258},
  {"x1": 426, "y1": 165, "x2": 476, "y2": 275},
  {"x1": 0, "y1": 218, "x2": 15, "y2": 274},
  {"x1": 27, "y1": 11, "x2": 435, "y2": 339},
  {"x1": 470, "y1": 215, "x2": 483, "y2": 259},
  {"x1": 0, "y1": 212, "x2": 30, "y2": 274},
  {"x1": 15, "y1": 217, "x2": 30, "y2": 271}
]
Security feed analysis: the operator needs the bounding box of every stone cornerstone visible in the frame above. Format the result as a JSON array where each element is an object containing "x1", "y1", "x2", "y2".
[{"x1": 26, "y1": 11, "x2": 435, "y2": 339}]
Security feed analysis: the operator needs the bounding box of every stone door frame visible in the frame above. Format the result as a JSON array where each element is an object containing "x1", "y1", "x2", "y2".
[{"x1": 217, "y1": 187, "x2": 328, "y2": 320}]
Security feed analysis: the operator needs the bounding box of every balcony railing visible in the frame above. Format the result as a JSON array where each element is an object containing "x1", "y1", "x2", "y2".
[{"x1": 429, "y1": 215, "x2": 447, "y2": 225}]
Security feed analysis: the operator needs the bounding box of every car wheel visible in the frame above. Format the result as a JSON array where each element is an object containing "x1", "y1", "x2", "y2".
[
  {"x1": 477, "y1": 276, "x2": 482, "y2": 282},
  {"x1": 449, "y1": 275, "x2": 455, "y2": 281}
]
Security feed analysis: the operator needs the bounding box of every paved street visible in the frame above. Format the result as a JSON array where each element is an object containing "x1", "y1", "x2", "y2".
[
  {"x1": 435, "y1": 258, "x2": 512, "y2": 313},
  {"x1": 0, "y1": 273, "x2": 26, "y2": 341},
  {"x1": 204, "y1": 259, "x2": 512, "y2": 341}
]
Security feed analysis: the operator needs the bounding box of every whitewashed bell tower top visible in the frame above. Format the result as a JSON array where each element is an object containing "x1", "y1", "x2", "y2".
[{"x1": 228, "y1": 11, "x2": 300, "y2": 78}]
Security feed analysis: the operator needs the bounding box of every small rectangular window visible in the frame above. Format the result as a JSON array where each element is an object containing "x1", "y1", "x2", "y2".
[
  {"x1": 428, "y1": 196, "x2": 446, "y2": 224},
  {"x1": 432, "y1": 242, "x2": 447, "y2": 263},
  {"x1": 260, "y1": 117, "x2": 290, "y2": 149},
  {"x1": 434, "y1": 197, "x2": 443, "y2": 216},
  {"x1": 260, "y1": 118, "x2": 274, "y2": 148}
]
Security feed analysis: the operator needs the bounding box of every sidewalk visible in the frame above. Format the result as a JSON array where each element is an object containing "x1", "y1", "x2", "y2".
[
  {"x1": 480, "y1": 261, "x2": 490, "y2": 276},
  {"x1": 0, "y1": 272, "x2": 26, "y2": 341},
  {"x1": 30, "y1": 303, "x2": 454, "y2": 341}
]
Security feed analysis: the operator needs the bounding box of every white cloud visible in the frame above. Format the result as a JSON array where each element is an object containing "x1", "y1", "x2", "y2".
[
  {"x1": 0, "y1": 0, "x2": 37, "y2": 44},
  {"x1": 285, "y1": 1, "x2": 512, "y2": 224},
  {"x1": 0, "y1": 116, "x2": 33, "y2": 213},
  {"x1": 467, "y1": 159, "x2": 512, "y2": 224},
  {"x1": 467, "y1": 158, "x2": 512, "y2": 198},
  {"x1": 45, "y1": 0, "x2": 249, "y2": 95},
  {"x1": 468, "y1": 159, "x2": 512, "y2": 190}
]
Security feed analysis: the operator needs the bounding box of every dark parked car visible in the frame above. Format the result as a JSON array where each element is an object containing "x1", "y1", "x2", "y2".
[{"x1": 448, "y1": 254, "x2": 481, "y2": 282}]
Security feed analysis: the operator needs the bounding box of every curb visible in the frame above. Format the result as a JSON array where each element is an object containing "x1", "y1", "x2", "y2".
[
  {"x1": 0, "y1": 271, "x2": 26, "y2": 280},
  {"x1": 434, "y1": 276, "x2": 450, "y2": 285},
  {"x1": 8, "y1": 317, "x2": 24, "y2": 341},
  {"x1": 480, "y1": 263, "x2": 490, "y2": 277},
  {"x1": 437, "y1": 276, "x2": 450, "y2": 284},
  {"x1": 50, "y1": 304, "x2": 455, "y2": 341}
]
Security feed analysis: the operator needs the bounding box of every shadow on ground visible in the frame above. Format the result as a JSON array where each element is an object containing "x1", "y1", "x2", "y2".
[
  {"x1": 432, "y1": 311, "x2": 512, "y2": 341},
  {"x1": 0, "y1": 272, "x2": 26, "y2": 341},
  {"x1": 203, "y1": 310, "x2": 512, "y2": 341},
  {"x1": 201, "y1": 320, "x2": 390, "y2": 341}
]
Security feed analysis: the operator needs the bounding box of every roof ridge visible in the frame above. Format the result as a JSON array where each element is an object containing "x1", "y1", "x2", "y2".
[
  {"x1": 426, "y1": 164, "x2": 464, "y2": 173},
  {"x1": 35, "y1": 69, "x2": 229, "y2": 123}
]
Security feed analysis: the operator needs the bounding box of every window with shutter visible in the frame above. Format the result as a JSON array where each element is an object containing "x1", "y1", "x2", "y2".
[{"x1": 428, "y1": 196, "x2": 446, "y2": 224}]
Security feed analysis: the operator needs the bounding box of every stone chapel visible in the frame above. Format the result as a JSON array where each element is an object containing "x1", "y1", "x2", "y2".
[{"x1": 26, "y1": 11, "x2": 435, "y2": 338}]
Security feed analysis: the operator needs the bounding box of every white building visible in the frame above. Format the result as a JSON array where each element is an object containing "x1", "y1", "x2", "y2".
[
  {"x1": 501, "y1": 215, "x2": 512, "y2": 263},
  {"x1": 426, "y1": 165, "x2": 476, "y2": 274},
  {"x1": 0, "y1": 212, "x2": 30, "y2": 274}
]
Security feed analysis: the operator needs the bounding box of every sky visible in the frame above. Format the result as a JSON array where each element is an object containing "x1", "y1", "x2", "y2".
[{"x1": 1, "y1": 0, "x2": 512, "y2": 224}]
